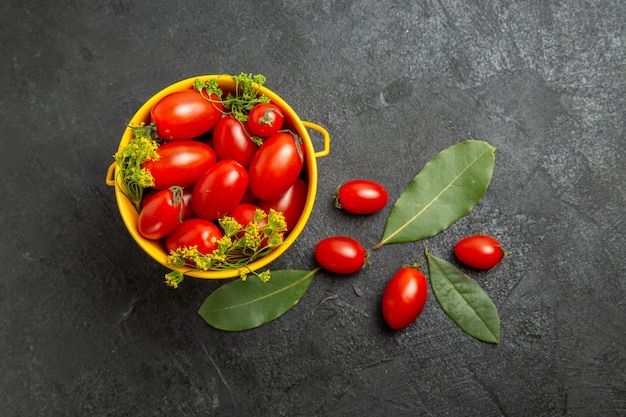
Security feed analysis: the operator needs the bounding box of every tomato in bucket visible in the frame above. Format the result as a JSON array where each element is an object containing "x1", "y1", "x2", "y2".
[{"x1": 106, "y1": 74, "x2": 329, "y2": 280}]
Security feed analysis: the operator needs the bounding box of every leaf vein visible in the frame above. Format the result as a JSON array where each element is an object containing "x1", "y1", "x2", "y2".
[
  {"x1": 213, "y1": 270, "x2": 316, "y2": 312},
  {"x1": 382, "y1": 146, "x2": 493, "y2": 245}
]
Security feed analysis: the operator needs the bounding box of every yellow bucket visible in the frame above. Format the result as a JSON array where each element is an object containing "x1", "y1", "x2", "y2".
[{"x1": 106, "y1": 75, "x2": 330, "y2": 279}]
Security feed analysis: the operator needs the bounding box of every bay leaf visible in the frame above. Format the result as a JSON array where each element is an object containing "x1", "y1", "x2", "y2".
[
  {"x1": 198, "y1": 269, "x2": 317, "y2": 331},
  {"x1": 425, "y1": 248, "x2": 500, "y2": 344},
  {"x1": 374, "y1": 140, "x2": 495, "y2": 249}
]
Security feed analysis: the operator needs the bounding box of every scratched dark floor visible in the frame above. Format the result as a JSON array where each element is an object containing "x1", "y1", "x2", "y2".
[{"x1": 1, "y1": 1, "x2": 625, "y2": 416}]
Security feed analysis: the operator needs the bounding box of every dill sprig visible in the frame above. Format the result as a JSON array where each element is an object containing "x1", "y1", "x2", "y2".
[
  {"x1": 113, "y1": 124, "x2": 160, "y2": 211},
  {"x1": 164, "y1": 209, "x2": 288, "y2": 287},
  {"x1": 194, "y1": 73, "x2": 271, "y2": 122}
]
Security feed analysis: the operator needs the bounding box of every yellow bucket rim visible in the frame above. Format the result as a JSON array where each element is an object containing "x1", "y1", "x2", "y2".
[{"x1": 107, "y1": 75, "x2": 329, "y2": 279}]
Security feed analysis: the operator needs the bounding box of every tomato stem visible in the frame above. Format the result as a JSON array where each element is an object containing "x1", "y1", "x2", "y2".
[
  {"x1": 401, "y1": 259, "x2": 424, "y2": 271},
  {"x1": 168, "y1": 186, "x2": 184, "y2": 223}
]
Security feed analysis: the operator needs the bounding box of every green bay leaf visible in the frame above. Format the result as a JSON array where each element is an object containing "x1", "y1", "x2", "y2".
[
  {"x1": 374, "y1": 140, "x2": 495, "y2": 248},
  {"x1": 198, "y1": 269, "x2": 317, "y2": 331},
  {"x1": 425, "y1": 249, "x2": 500, "y2": 344}
]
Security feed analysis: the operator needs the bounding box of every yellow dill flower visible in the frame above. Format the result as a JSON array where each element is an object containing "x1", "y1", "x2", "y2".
[
  {"x1": 210, "y1": 253, "x2": 227, "y2": 264},
  {"x1": 217, "y1": 236, "x2": 233, "y2": 253},
  {"x1": 244, "y1": 223, "x2": 262, "y2": 250},
  {"x1": 267, "y1": 209, "x2": 288, "y2": 232},
  {"x1": 167, "y1": 246, "x2": 202, "y2": 268},
  {"x1": 195, "y1": 257, "x2": 213, "y2": 271},
  {"x1": 266, "y1": 233, "x2": 284, "y2": 249},
  {"x1": 181, "y1": 246, "x2": 200, "y2": 258},
  {"x1": 138, "y1": 137, "x2": 160, "y2": 160},
  {"x1": 239, "y1": 269, "x2": 248, "y2": 281},
  {"x1": 253, "y1": 208, "x2": 267, "y2": 224},
  {"x1": 219, "y1": 216, "x2": 243, "y2": 237},
  {"x1": 137, "y1": 167, "x2": 155, "y2": 188},
  {"x1": 167, "y1": 250, "x2": 185, "y2": 268},
  {"x1": 258, "y1": 270, "x2": 271, "y2": 283},
  {"x1": 114, "y1": 125, "x2": 160, "y2": 210},
  {"x1": 165, "y1": 271, "x2": 184, "y2": 289}
]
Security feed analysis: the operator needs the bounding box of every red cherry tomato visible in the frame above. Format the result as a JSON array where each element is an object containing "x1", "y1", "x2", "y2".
[
  {"x1": 151, "y1": 90, "x2": 223, "y2": 141},
  {"x1": 336, "y1": 179, "x2": 388, "y2": 214},
  {"x1": 212, "y1": 115, "x2": 258, "y2": 169},
  {"x1": 454, "y1": 235, "x2": 504, "y2": 270},
  {"x1": 142, "y1": 141, "x2": 217, "y2": 189},
  {"x1": 165, "y1": 218, "x2": 223, "y2": 255},
  {"x1": 142, "y1": 187, "x2": 195, "y2": 221},
  {"x1": 382, "y1": 267, "x2": 428, "y2": 330},
  {"x1": 191, "y1": 160, "x2": 248, "y2": 220},
  {"x1": 257, "y1": 178, "x2": 307, "y2": 231},
  {"x1": 246, "y1": 103, "x2": 285, "y2": 138},
  {"x1": 314, "y1": 236, "x2": 367, "y2": 275},
  {"x1": 137, "y1": 187, "x2": 185, "y2": 240},
  {"x1": 248, "y1": 132, "x2": 304, "y2": 200}
]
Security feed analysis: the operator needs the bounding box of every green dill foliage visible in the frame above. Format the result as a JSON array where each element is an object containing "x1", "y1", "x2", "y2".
[
  {"x1": 194, "y1": 73, "x2": 270, "y2": 122},
  {"x1": 194, "y1": 77, "x2": 223, "y2": 101},
  {"x1": 165, "y1": 209, "x2": 288, "y2": 288},
  {"x1": 113, "y1": 124, "x2": 160, "y2": 211}
]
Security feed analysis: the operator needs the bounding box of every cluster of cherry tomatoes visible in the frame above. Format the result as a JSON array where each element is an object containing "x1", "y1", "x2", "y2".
[
  {"x1": 130, "y1": 86, "x2": 307, "y2": 261},
  {"x1": 312, "y1": 180, "x2": 504, "y2": 331}
]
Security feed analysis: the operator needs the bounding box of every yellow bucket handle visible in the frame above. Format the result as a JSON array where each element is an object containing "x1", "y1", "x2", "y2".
[
  {"x1": 302, "y1": 121, "x2": 330, "y2": 158},
  {"x1": 105, "y1": 162, "x2": 116, "y2": 186}
]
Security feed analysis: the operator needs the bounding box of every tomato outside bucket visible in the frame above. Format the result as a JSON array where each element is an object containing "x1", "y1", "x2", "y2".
[{"x1": 106, "y1": 75, "x2": 330, "y2": 279}]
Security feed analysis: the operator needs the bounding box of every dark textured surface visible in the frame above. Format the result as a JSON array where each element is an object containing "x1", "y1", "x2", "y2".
[{"x1": 1, "y1": 1, "x2": 625, "y2": 416}]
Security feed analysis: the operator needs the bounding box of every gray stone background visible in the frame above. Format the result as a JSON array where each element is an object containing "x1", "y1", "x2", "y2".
[{"x1": 1, "y1": 1, "x2": 624, "y2": 416}]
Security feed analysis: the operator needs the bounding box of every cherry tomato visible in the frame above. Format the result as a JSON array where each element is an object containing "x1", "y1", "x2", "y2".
[
  {"x1": 454, "y1": 235, "x2": 504, "y2": 270},
  {"x1": 142, "y1": 141, "x2": 216, "y2": 189},
  {"x1": 142, "y1": 187, "x2": 195, "y2": 220},
  {"x1": 382, "y1": 267, "x2": 428, "y2": 330},
  {"x1": 257, "y1": 178, "x2": 307, "y2": 231},
  {"x1": 248, "y1": 132, "x2": 304, "y2": 200},
  {"x1": 314, "y1": 236, "x2": 367, "y2": 275},
  {"x1": 246, "y1": 103, "x2": 285, "y2": 138},
  {"x1": 212, "y1": 115, "x2": 258, "y2": 169},
  {"x1": 191, "y1": 160, "x2": 248, "y2": 220},
  {"x1": 137, "y1": 187, "x2": 185, "y2": 240},
  {"x1": 151, "y1": 90, "x2": 223, "y2": 141},
  {"x1": 336, "y1": 179, "x2": 388, "y2": 214},
  {"x1": 165, "y1": 218, "x2": 223, "y2": 255}
]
